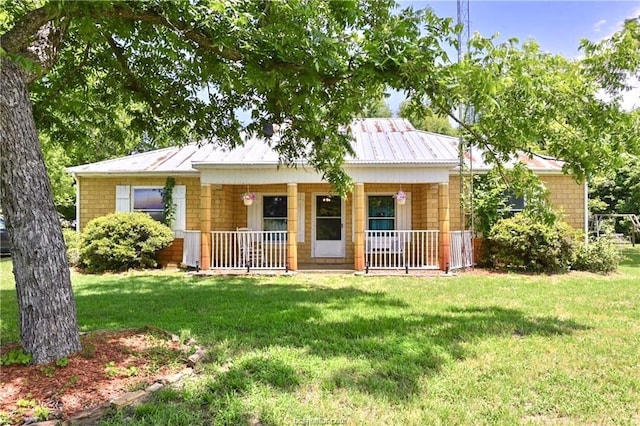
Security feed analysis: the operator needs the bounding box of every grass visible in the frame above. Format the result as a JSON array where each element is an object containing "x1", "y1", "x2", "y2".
[{"x1": 1, "y1": 247, "x2": 639, "y2": 425}]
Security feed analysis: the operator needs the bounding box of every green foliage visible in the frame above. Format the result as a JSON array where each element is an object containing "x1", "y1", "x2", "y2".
[
  {"x1": 573, "y1": 239, "x2": 622, "y2": 273},
  {"x1": 0, "y1": 348, "x2": 32, "y2": 366},
  {"x1": 62, "y1": 228, "x2": 80, "y2": 267},
  {"x1": 488, "y1": 214, "x2": 578, "y2": 273},
  {"x1": 55, "y1": 357, "x2": 69, "y2": 368},
  {"x1": 41, "y1": 135, "x2": 76, "y2": 218},
  {"x1": 471, "y1": 165, "x2": 557, "y2": 236},
  {"x1": 33, "y1": 405, "x2": 50, "y2": 422},
  {"x1": 411, "y1": 25, "x2": 639, "y2": 182},
  {"x1": 398, "y1": 101, "x2": 457, "y2": 135},
  {"x1": 589, "y1": 154, "x2": 640, "y2": 229},
  {"x1": 3, "y1": 1, "x2": 460, "y2": 196},
  {"x1": 79, "y1": 212, "x2": 173, "y2": 272},
  {"x1": 161, "y1": 177, "x2": 176, "y2": 227},
  {"x1": 359, "y1": 97, "x2": 393, "y2": 118}
]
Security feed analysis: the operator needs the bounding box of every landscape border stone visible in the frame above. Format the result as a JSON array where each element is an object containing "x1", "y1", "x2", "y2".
[{"x1": 27, "y1": 327, "x2": 205, "y2": 426}]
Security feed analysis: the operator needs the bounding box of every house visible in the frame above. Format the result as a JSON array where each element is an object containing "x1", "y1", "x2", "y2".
[{"x1": 67, "y1": 118, "x2": 587, "y2": 272}]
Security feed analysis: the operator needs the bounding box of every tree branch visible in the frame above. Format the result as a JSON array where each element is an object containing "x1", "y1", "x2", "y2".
[
  {"x1": 95, "y1": 3, "x2": 244, "y2": 62},
  {"x1": 102, "y1": 32, "x2": 161, "y2": 116},
  {"x1": 0, "y1": 5, "x2": 56, "y2": 55}
]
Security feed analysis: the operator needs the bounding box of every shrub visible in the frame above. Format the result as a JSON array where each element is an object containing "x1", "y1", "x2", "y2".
[
  {"x1": 488, "y1": 213, "x2": 578, "y2": 273},
  {"x1": 573, "y1": 238, "x2": 621, "y2": 273},
  {"x1": 62, "y1": 228, "x2": 81, "y2": 267},
  {"x1": 80, "y1": 212, "x2": 173, "y2": 272}
]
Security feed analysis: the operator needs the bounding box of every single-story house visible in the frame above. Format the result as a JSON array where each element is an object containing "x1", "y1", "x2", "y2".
[{"x1": 67, "y1": 118, "x2": 587, "y2": 272}]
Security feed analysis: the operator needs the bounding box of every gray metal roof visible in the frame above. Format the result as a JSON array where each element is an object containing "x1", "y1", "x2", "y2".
[{"x1": 67, "y1": 118, "x2": 563, "y2": 174}]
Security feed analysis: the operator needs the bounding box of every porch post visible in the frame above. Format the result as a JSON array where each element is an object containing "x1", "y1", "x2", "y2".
[
  {"x1": 287, "y1": 183, "x2": 298, "y2": 271},
  {"x1": 438, "y1": 182, "x2": 451, "y2": 272},
  {"x1": 200, "y1": 184, "x2": 212, "y2": 269},
  {"x1": 354, "y1": 182, "x2": 365, "y2": 270}
]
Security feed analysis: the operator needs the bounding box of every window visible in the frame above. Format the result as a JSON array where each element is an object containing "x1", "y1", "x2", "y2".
[
  {"x1": 368, "y1": 195, "x2": 395, "y2": 231},
  {"x1": 263, "y1": 196, "x2": 287, "y2": 232},
  {"x1": 132, "y1": 188, "x2": 164, "y2": 222},
  {"x1": 506, "y1": 191, "x2": 525, "y2": 216}
]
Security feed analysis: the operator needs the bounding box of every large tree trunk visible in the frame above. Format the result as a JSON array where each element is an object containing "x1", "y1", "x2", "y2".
[{"x1": 0, "y1": 59, "x2": 81, "y2": 364}]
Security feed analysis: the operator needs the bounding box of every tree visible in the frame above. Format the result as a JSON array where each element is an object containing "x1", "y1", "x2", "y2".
[
  {"x1": 589, "y1": 154, "x2": 640, "y2": 235},
  {"x1": 359, "y1": 97, "x2": 393, "y2": 118},
  {"x1": 1, "y1": 1, "x2": 455, "y2": 363},
  {"x1": 398, "y1": 100, "x2": 457, "y2": 135},
  {"x1": 403, "y1": 20, "x2": 640, "y2": 182}
]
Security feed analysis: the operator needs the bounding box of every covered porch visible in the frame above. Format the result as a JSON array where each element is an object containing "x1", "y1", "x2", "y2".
[{"x1": 182, "y1": 180, "x2": 467, "y2": 273}]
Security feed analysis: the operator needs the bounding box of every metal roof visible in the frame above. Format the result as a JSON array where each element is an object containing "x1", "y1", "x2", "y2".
[
  {"x1": 445, "y1": 139, "x2": 566, "y2": 172},
  {"x1": 67, "y1": 118, "x2": 563, "y2": 175}
]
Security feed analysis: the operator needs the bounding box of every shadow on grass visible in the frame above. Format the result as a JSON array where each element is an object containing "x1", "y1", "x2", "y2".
[
  {"x1": 620, "y1": 246, "x2": 640, "y2": 270},
  {"x1": 67, "y1": 274, "x2": 590, "y2": 404}
]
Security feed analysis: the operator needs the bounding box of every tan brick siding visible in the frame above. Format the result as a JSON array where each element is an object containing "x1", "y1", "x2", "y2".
[
  {"x1": 158, "y1": 238, "x2": 183, "y2": 266},
  {"x1": 446, "y1": 173, "x2": 585, "y2": 231},
  {"x1": 77, "y1": 173, "x2": 585, "y2": 268},
  {"x1": 540, "y1": 175, "x2": 585, "y2": 230},
  {"x1": 78, "y1": 176, "x2": 201, "y2": 230}
]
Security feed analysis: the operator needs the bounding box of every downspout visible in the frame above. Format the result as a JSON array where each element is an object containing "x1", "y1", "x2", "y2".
[
  {"x1": 72, "y1": 173, "x2": 80, "y2": 233},
  {"x1": 584, "y1": 179, "x2": 589, "y2": 245}
]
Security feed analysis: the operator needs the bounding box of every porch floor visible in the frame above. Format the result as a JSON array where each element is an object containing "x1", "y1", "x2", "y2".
[{"x1": 189, "y1": 266, "x2": 448, "y2": 277}]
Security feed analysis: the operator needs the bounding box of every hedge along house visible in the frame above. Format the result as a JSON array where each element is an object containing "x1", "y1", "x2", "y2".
[{"x1": 67, "y1": 118, "x2": 587, "y2": 272}]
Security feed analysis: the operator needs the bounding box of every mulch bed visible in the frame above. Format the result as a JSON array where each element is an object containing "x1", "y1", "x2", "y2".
[{"x1": 0, "y1": 328, "x2": 192, "y2": 425}]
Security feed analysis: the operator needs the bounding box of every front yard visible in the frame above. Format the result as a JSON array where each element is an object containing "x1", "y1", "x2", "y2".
[{"x1": 1, "y1": 247, "x2": 639, "y2": 424}]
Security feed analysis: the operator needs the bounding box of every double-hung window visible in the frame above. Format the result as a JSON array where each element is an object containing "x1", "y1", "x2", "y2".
[
  {"x1": 132, "y1": 188, "x2": 164, "y2": 222},
  {"x1": 263, "y1": 196, "x2": 287, "y2": 241},
  {"x1": 506, "y1": 191, "x2": 525, "y2": 216},
  {"x1": 368, "y1": 195, "x2": 395, "y2": 232}
]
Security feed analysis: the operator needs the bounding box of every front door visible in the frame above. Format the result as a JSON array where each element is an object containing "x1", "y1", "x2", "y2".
[{"x1": 313, "y1": 195, "x2": 345, "y2": 257}]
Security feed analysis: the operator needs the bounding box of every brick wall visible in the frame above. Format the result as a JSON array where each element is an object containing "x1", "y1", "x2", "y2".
[
  {"x1": 158, "y1": 238, "x2": 183, "y2": 267},
  {"x1": 540, "y1": 175, "x2": 585, "y2": 230},
  {"x1": 78, "y1": 176, "x2": 201, "y2": 230}
]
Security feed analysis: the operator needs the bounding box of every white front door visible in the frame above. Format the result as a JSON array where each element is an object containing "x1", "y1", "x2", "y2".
[{"x1": 313, "y1": 195, "x2": 345, "y2": 257}]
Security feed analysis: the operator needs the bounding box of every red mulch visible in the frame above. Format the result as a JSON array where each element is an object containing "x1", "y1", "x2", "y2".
[{"x1": 0, "y1": 329, "x2": 191, "y2": 425}]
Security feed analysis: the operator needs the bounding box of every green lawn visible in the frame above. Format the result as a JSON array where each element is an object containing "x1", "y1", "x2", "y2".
[{"x1": 1, "y1": 248, "x2": 639, "y2": 425}]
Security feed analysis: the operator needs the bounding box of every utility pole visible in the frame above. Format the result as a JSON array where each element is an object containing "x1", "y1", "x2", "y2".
[{"x1": 457, "y1": 0, "x2": 473, "y2": 267}]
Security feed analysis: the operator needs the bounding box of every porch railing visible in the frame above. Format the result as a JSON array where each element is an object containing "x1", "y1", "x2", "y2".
[
  {"x1": 211, "y1": 230, "x2": 287, "y2": 270},
  {"x1": 182, "y1": 230, "x2": 201, "y2": 268},
  {"x1": 365, "y1": 230, "x2": 439, "y2": 273},
  {"x1": 450, "y1": 230, "x2": 473, "y2": 270}
]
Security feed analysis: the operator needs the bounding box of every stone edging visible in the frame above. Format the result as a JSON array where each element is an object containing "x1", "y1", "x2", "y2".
[{"x1": 28, "y1": 327, "x2": 206, "y2": 426}]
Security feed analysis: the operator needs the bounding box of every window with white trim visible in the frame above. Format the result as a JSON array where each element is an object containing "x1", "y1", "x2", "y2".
[
  {"x1": 263, "y1": 196, "x2": 287, "y2": 242},
  {"x1": 132, "y1": 187, "x2": 164, "y2": 222},
  {"x1": 368, "y1": 195, "x2": 395, "y2": 231}
]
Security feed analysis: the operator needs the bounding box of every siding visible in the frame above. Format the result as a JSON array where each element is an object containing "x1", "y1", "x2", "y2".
[{"x1": 79, "y1": 176, "x2": 201, "y2": 230}]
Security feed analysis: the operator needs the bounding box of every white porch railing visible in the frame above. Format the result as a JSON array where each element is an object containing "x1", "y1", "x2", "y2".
[
  {"x1": 211, "y1": 230, "x2": 287, "y2": 270},
  {"x1": 365, "y1": 230, "x2": 439, "y2": 273},
  {"x1": 450, "y1": 230, "x2": 474, "y2": 270},
  {"x1": 182, "y1": 230, "x2": 201, "y2": 268}
]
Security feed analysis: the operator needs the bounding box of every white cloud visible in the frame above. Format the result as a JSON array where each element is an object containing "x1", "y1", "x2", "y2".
[{"x1": 593, "y1": 19, "x2": 607, "y2": 33}]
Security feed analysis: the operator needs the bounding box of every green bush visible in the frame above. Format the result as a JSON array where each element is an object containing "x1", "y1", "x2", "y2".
[
  {"x1": 62, "y1": 228, "x2": 81, "y2": 267},
  {"x1": 80, "y1": 212, "x2": 173, "y2": 272},
  {"x1": 573, "y1": 238, "x2": 621, "y2": 273},
  {"x1": 488, "y1": 213, "x2": 578, "y2": 273}
]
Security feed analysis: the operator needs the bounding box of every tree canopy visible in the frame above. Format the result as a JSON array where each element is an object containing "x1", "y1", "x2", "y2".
[
  {"x1": 1, "y1": 1, "x2": 638, "y2": 364},
  {"x1": 398, "y1": 100, "x2": 457, "y2": 135}
]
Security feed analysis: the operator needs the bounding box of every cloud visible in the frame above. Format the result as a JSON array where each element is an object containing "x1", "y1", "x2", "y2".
[{"x1": 593, "y1": 19, "x2": 607, "y2": 33}]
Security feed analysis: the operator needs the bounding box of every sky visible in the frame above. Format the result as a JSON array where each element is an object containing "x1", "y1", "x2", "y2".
[{"x1": 386, "y1": 0, "x2": 640, "y2": 113}]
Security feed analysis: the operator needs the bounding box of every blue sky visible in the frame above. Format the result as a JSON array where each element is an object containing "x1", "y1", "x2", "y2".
[{"x1": 387, "y1": 0, "x2": 640, "y2": 112}]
